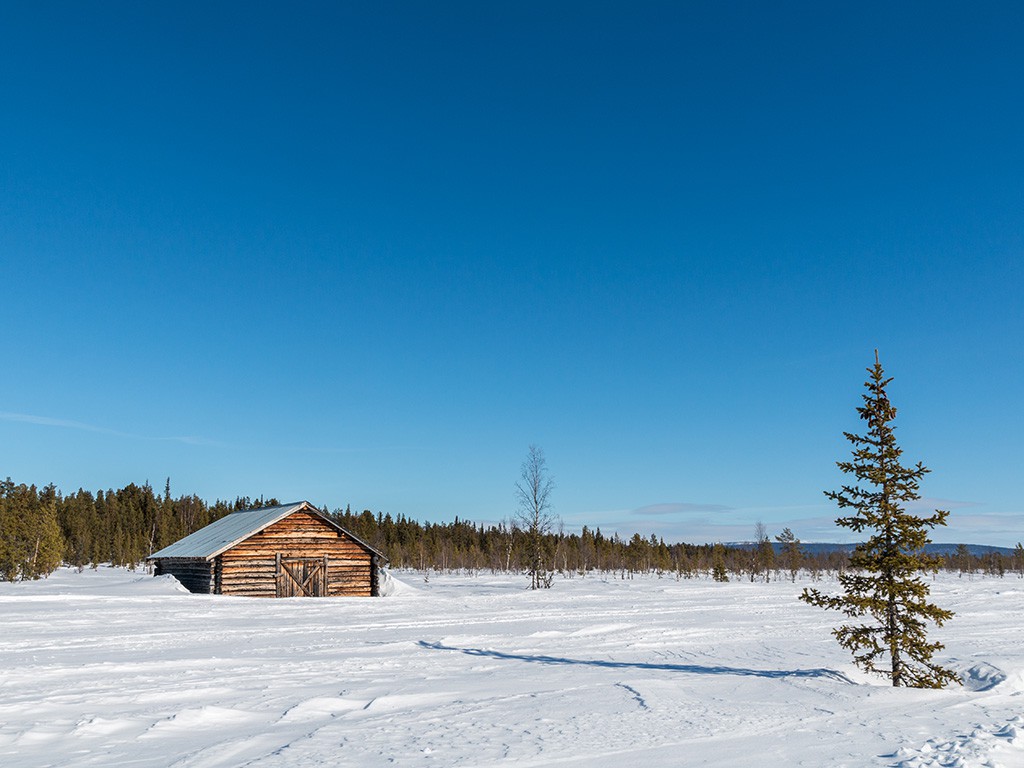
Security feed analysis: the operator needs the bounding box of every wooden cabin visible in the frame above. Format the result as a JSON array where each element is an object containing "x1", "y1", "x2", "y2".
[{"x1": 147, "y1": 501, "x2": 386, "y2": 597}]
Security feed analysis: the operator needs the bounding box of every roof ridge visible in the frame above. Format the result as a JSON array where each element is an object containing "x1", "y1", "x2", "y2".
[{"x1": 229, "y1": 500, "x2": 308, "y2": 514}]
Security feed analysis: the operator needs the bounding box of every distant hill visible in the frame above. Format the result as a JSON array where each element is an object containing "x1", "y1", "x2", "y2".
[
  {"x1": 921, "y1": 543, "x2": 1017, "y2": 557},
  {"x1": 725, "y1": 542, "x2": 1016, "y2": 557}
]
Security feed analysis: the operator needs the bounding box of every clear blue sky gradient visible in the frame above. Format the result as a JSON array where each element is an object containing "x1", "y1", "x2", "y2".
[{"x1": 3, "y1": 2, "x2": 1023, "y2": 545}]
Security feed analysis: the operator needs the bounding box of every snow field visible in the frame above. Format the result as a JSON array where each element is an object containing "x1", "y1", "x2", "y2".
[{"x1": 0, "y1": 569, "x2": 1022, "y2": 767}]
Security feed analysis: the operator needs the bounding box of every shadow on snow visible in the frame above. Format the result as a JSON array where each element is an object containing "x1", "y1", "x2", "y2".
[{"x1": 417, "y1": 640, "x2": 855, "y2": 684}]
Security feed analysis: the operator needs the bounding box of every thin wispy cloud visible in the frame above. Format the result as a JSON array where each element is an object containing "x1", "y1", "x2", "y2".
[
  {"x1": 630, "y1": 502, "x2": 736, "y2": 516},
  {"x1": 0, "y1": 411, "x2": 221, "y2": 447},
  {"x1": 0, "y1": 411, "x2": 392, "y2": 454},
  {"x1": 907, "y1": 497, "x2": 983, "y2": 511}
]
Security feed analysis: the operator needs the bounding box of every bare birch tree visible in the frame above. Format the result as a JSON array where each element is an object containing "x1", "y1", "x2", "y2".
[{"x1": 515, "y1": 444, "x2": 556, "y2": 589}]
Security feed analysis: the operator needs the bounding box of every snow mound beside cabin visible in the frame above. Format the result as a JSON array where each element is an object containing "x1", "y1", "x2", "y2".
[{"x1": 377, "y1": 568, "x2": 417, "y2": 596}]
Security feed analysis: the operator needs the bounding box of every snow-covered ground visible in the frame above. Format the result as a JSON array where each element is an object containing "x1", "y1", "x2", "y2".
[{"x1": 1, "y1": 568, "x2": 1021, "y2": 767}]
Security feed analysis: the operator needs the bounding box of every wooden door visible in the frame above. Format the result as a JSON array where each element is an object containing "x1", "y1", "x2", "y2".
[{"x1": 275, "y1": 554, "x2": 328, "y2": 597}]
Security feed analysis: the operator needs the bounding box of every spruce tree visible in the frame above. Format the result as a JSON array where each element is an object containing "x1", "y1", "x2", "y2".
[{"x1": 800, "y1": 352, "x2": 959, "y2": 688}]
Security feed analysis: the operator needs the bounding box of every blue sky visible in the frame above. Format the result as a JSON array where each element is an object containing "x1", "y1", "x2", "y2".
[{"x1": 3, "y1": 2, "x2": 1023, "y2": 546}]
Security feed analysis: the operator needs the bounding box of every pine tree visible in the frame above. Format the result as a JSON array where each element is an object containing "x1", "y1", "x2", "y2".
[
  {"x1": 29, "y1": 494, "x2": 64, "y2": 579},
  {"x1": 0, "y1": 482, "x2": 64, "y2": 580},
  {"x1": 0, "y1": 478, "x2": 18, "y2": 581},
  {"x1": 711, "y1": 543, "x2": 729, "y2": 582},
  {"x1": 775, "y1": 527, "x2": 803, "y2": 582},
  {"x1": 800, "y1": 352, "x2": 959, "y2": 688},
  {"x1": 954, "y1": 543, "x2": 972, "y2": 578}
]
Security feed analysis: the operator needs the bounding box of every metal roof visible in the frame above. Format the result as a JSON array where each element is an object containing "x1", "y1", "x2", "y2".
[{"x1": 147, "y1": 501, "x2": 387, "y2": 561}]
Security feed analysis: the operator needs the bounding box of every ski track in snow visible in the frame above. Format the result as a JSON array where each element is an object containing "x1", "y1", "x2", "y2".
[{"x1": 1, "y1": 570, "x2": 1022, "y2": 767}]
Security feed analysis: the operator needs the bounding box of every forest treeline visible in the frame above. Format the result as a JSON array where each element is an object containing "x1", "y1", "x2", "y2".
[{"x1": 2, "y1": 477, "x2": 1023, "y2": 582}]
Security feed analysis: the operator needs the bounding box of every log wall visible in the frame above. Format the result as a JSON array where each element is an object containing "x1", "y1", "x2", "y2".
[
  {"x1": 216, "y1": 511, "x2": 374, "y2": 597},
  {"x1": 153, "y1": 558, "x2": 213, "y2": 594}
]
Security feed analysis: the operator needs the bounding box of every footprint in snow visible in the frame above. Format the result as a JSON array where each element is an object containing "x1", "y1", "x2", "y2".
[
  {"x1": 887, "y1": 716, "x2": 1023, "y2": 768},
  {"x1": 961, "y1": 662, "x2": 1007, "y2": 692}
]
